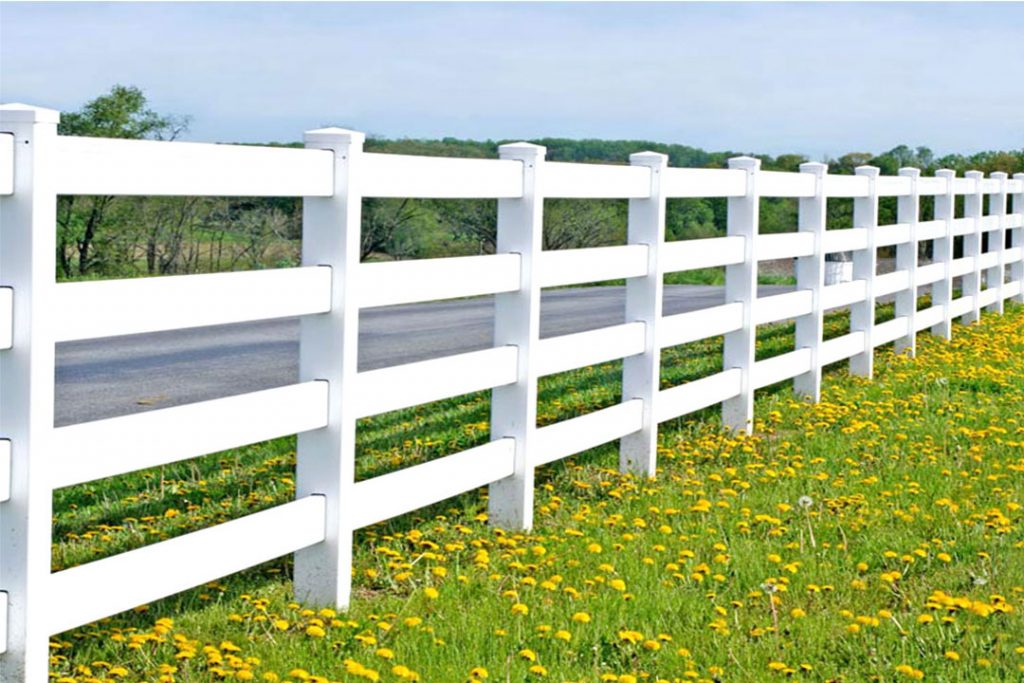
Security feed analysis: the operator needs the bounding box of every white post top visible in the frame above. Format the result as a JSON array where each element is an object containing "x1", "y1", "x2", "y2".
[
  {"x1": 728, "y1": 156, "x2": 761, "y2": 171},
  {"x1": 899, "y1": 167, "x2": 921, "y2": 178},
  {"x1": 936, "y1": 169, "x2": 956, "y2": 178},
  {"x1": 990, "y1": 171, "x2": 1008, "y2": 181},
  {"x1": 499, "y1": 141, "x2": 546, "y2": 160},
  {"x1": 965, "y1": 170, "x2": 984, "y2": 179},
  {"x1": 1015, "y1": 172, "x2": 1024, "y2": 180},
  {"x1": 799, "y1": 161, "x2": 828, "y2": 176},
  {"x1": 303, "y1": 127, "x2": 365, "y2": 146},
  {"x1": 0, "y1": 102, "x2": 60, "y2": 124},
  {"x1": 629, "y1": 151, "x2": 668, "y2": 167},
  {"x1": 854, "y1": 165, "x2": 880, "y2": 177}
]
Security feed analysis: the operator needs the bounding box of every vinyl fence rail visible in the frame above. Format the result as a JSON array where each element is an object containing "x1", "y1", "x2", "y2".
[{"x1": 2, "y1": 102, "x2": 1023, "y2": 680}]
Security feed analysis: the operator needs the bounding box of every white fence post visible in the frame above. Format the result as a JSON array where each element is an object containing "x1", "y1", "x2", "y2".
[
  {"x1": 962, "y1": 170, "x2": 984, "y2": 324},
  {"x1": 620, "y1": 152, "x2": 667, "y2": 476},
  {"x1": 0, "y1": 104, "x2": 60, "y2": 682},
  {"x1": 895, "y1": 167, "x2": 920, "y2": 355},
  {"x1": 294, "y1": 128, "x2": 364, "y2": 609},
  {"x1": 488, "y1": 143, "x2": 545, "y2": 530},
  {"x1": 722, "y1": 156, "x2": 760, "y2": 433},
  {"x1": 1013, "y1": 173, "x2": 1024, "y2": 304},
  {"x1": 794, "y1": 162, "x2": 827, "y2": 402},
  {"x1": 850, "y1": 165, "x2": 880, "y2": 378},
  {"x1": 932, "y1": 169, "x2": 956, "y2": 339},
  {"x1": 987, "y1": 172, "x2": 1008, "y2": 314}
]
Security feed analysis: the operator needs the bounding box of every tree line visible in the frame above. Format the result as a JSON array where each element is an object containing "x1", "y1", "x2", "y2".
[{"x1": 55, "y1": 85, "x2": 1024, "y2": 281}]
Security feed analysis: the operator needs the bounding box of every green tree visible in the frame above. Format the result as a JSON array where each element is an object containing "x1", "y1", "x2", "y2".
[
  {"x1": 666, "y1": 199, "x2": 718, "y2": 240},
  {"x1": 57, "y1": 85, "x2": 189, "y2": 277},
  {"x1": 542, "y1": 199, "x2": 626, "y2": 251}
]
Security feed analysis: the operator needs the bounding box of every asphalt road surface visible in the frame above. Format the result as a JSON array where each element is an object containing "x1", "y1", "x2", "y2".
[{"x1": 54, "y1": 284, "x2": 790, "y2": 427}]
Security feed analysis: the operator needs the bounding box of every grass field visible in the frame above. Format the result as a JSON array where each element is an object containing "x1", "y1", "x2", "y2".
[{"x1": 47, "y1": 303, "x2": 1023, "y2": 683}]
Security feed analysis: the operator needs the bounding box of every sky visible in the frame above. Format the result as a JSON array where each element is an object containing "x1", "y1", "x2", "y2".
[{"x1": 1, "y1": 2, "x2": 1022, "y2": 159}]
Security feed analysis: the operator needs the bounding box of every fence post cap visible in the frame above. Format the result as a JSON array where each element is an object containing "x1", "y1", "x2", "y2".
[
  {"x1": 629, "y1": 150, "x2": 668, "y2": 167},
  {"x1": 799, "y1": 161, "x2": 828, "y2": 176},
  {"x1": 498, "y1": 141, "x2": 546, "y2": 160},
  {"x1": 1014, "y1": 172, "x2": 1024, "y2": 180},
  {"x1": 0, "y1": 102, "x2": 60, "y2": 124},
  {"x1": 303, "y1": 127, "x2": 365, "y2": 146},
  {"x1": 854, "y1": 165, "x2": 880, "y2": 178},
  {"x1": 935, "y1": 169, "x2": 956, "y2": 178},
  {"x1": 898, "y1": 167, "x2": 921, "y2": 178},
  {"x1": 990, "y1": 171, "x2": 1008, "y2": 180},
  {"x1": 727, "y1": 156, "x2": 761, "y2": 171},
  {"x1": 965, "y1": 170, "x2": 984, "y2": 179}
]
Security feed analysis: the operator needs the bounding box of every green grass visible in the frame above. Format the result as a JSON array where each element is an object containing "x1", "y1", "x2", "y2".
[{"x1": 47, "y1": 303, "x2": 1024, "y2": 683}]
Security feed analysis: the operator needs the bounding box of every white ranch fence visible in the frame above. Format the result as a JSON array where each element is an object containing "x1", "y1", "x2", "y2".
[{"x1": 1, "y1": 102, "x2": 1023, "y2": 680}]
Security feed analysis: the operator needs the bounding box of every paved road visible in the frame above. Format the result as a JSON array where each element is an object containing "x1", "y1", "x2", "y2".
[{"x1": 54, "y1": 285, "x2": 790, "y2": 427}]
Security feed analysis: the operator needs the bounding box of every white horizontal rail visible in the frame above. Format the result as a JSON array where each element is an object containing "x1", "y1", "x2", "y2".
[
  {"x1": 0, "y1": 133, "x2": 12, "y2": 195},
  {"x1": 875, "y1": 223, "x2": 911, "y2": 247},
  {"x1": 535, "y1": 400, "x2": 644, "y2": 466},
  {"x1": 980, "y1": 215, "x2": 1001, "y2": 232},
  {"x1": 952, "y1": 177, "x2": 978, "y2": 194},
  {"x1": 952, "y1": 217, "x2": 975, "y2": 236},
  {"x1": 54, "y1": 136, "x2": 334, "y2": 197},
  {"x1": 537, "y1": 245, "x2": 648, "y2": 288},
  {"x1": 0, "y1": 439, "x2": 9, "y2": 503},
  {"x1": 1008, "y1": 214, "x2": 1024, "y2": 228},
  {"x1": 753, "y1": 289, "x2": 813, "y2": 325},
  {"x1": 977, "y1": 251, "x2": 999, "y2": 270},
  {"x1": 759, "y1": 170, "x2": 815, "y2": 198},
  {"x1": 47, "y1": 496, "x2": 327, "y2": 634},
  {"x1": 917, "y1": 220, "x2": 946, "y2": 241},
  {"x1": 660, "y1": 302, "x2": 743, "y2": 347},
  {"x1": 758, "y1": 232, "x2": 815, "y2": 260},
  {"x1": 662, "y1": 235, "x2": 745, "y2": 272},
  {"x1": 360, "y1": 152, "x2": 523, "y2": 198},
  {"x1": 0, "y1": 287, "x2": 11, "y2": 350},
  {"x1": 950, "y1": 257, "x2": 975, "y2": 278},
  {"x1": 820, "y1": 331, "x2": 866, "y2": 366},
  {"x1": 875, "y1": 270, "x2": 911, "y2": 297},
  {"x1": 1007, "y1": 247, "x2": 1024, "y2": 264},
  {"x1": 916, "y1": 177, "x2": 949, "y2": 196},
  {"x1": 917, "y1": 262, "x2": 945, "y2": 286},
  {"x1": 822, "y1": 279, "x2": 868, "y2": 309},
  {"x1": 55, "y1": 267, "x2": 332, "y2": 342},
  {"x1": 0, "y1": 590, "x2": 7, "y2": 654},
  {"x1": 50, "y1": 382, "x2": 329, "y2": 489},
  {"x1": 822, "y1": 174, "x2": 869, "y2": 198},
  {"x1": 656, "y1": 369, "x2": 742, "y2": 423},
  {"x1": 752, "y1": 348, "x2": 812, "y2": 389},
  {"x1": 359, "y1": 254, "x2": 520, "y2": 307},
  {"x1": 875, "y1": 176, "x2": 912, "y2": 196},
  {"x1": 351, "y1": 439, "x2": 515, "y2": 529},
  {"x1": 662, "y1": 167, "x2": 746, "y2": 197},
  {"x1": 536, "y1": 322, "x2": 646, "y2": 377},
  {"x1": 356, "y1": 346, "x2": 518, "y2": 417},
  {"x1": 1004, "y1": 280, "x2": 1023, "y2": 298},
  {"x1": 949, "y1": 296, "x2": 974, "y2": 317},
  {"x1": 915, "y1": 304, "x2": 945, "y2": 331},
  {"x1": 978, "y1": 287, "x2": 1001, "y2": 308},
  {"x1": 823, "y1": 228, "x2": 869, "y2": 253},
  {"x1": 874, "y1": 316, "x2": 911, "y2": 346},
  {"x1": 544, "y1": 161, "x2": 651, "y2": 198}
]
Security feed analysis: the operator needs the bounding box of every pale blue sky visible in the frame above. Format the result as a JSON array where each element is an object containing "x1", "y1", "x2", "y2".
[{"x1": 1, "y1": 2, "x2": 1021, "y2": 158}]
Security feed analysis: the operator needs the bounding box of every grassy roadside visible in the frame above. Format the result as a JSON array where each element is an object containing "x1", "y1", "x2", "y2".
[{"x1": 48, "y1": 304, "x2": 1022, "y2": 682}]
